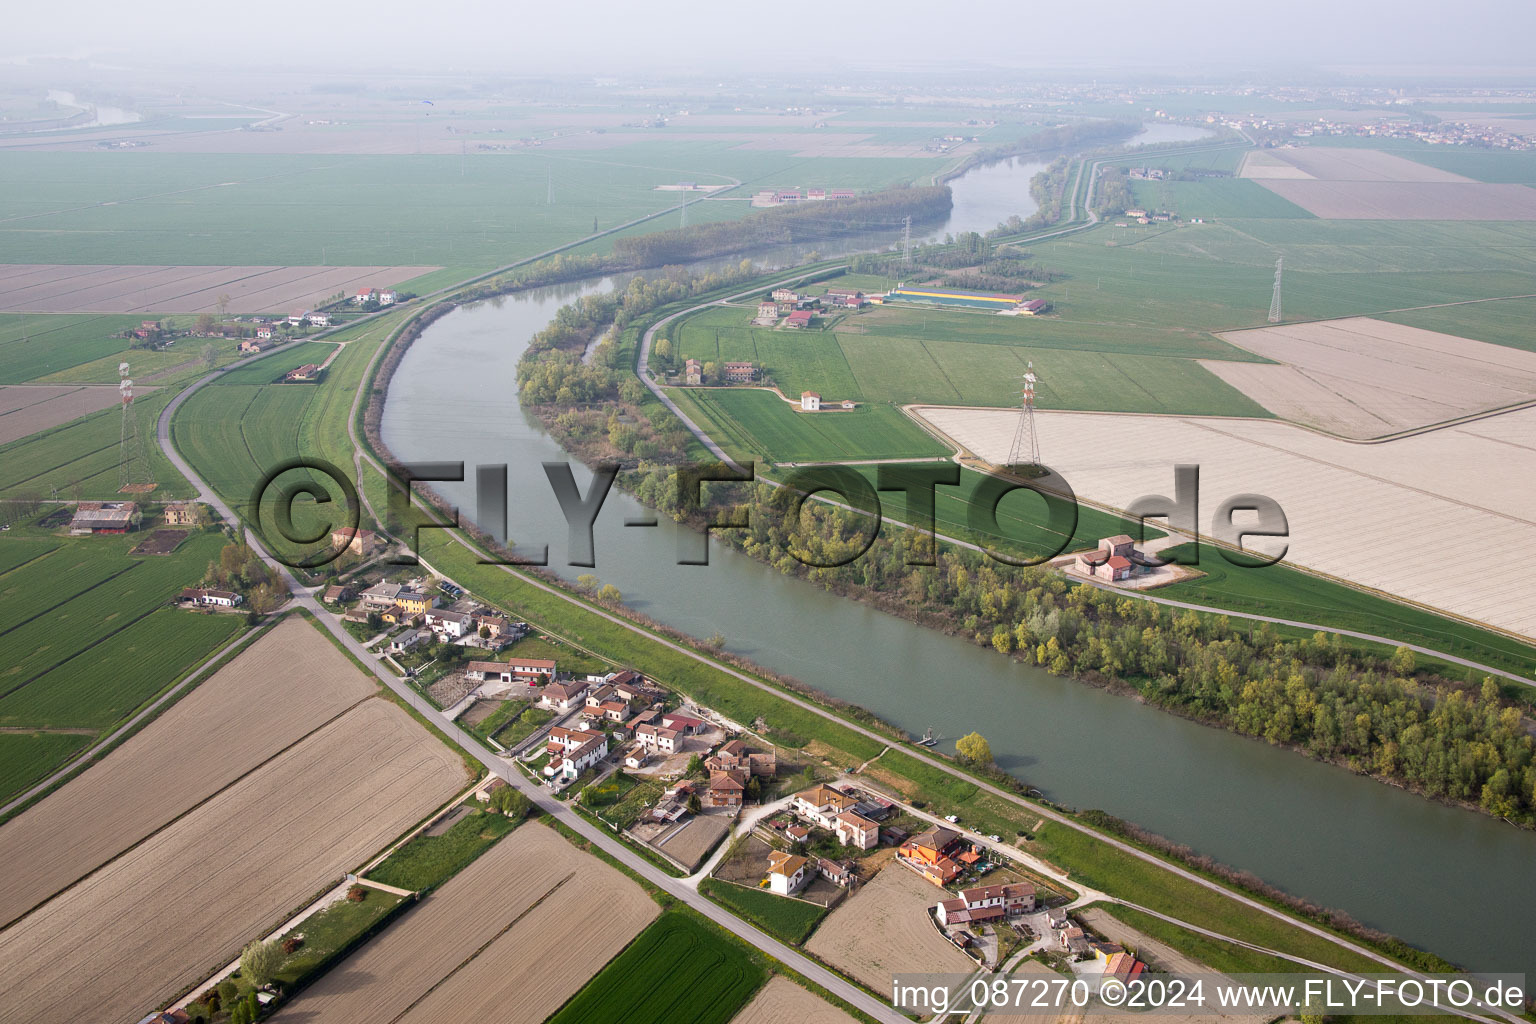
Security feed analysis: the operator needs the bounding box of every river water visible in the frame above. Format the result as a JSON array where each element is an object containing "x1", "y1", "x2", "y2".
[{"x1": 380, "y1": 130, "x2": 1536, "y2": 975}]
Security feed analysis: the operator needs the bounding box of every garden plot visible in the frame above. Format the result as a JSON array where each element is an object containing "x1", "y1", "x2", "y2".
[
  {"x1": 805, "y1": 864, "x2": 975, "y2": 992},
  {"x1": 1208, "y1": 317, "x2": 1536, "y2": 437},
  {"x1": 268, "y1": 823, "x2": 658, "y2": 1024},
  {"x1": 0, "y1": 699, "x2": 463, "y2": 1024},
  {"x1": 0, "y1": 617, "x2": 378, "y2": 925},
  {"x1": 910, "y1": 404, "x2": 1536, "y2": 638}
]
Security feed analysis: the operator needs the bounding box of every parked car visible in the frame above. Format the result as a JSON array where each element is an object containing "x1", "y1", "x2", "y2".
[{"x1": 944, "y1": 814, "x2": 959, "y2": 823}]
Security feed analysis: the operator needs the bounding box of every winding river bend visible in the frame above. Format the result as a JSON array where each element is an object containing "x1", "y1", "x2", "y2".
[{"x1": 381, "y1": 139, "x2": 1536, "y2": 976}]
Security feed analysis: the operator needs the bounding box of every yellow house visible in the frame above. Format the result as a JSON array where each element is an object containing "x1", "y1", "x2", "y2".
[
  {"x1": 394, "y1": 590, "x2": 435, "y2": 615},
  {"x1": 164, "y1": 502, "x2": 197, "y2": 527}
]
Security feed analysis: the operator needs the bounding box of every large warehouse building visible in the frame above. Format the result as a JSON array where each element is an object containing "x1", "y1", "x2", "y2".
[{"x1": 886, "y1": 285, "x2": 1026, "y2": 310}]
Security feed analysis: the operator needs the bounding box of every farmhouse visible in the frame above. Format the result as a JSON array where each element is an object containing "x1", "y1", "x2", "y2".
[
  {"x1": 767, "y1": 851, "x2": 809, "y2": 895},
  {"x1": 254, "y1": 325, "x2": 274, "y2": 340},
  {"x1": 771, "y1": 288, "x2": 799, "y2": 303},
  {"x1": 305, "y1": 311, "x2": 330, "y2": 327},
  {"x1": 887, "y1": 285, "x2": 1025, "y2": 310},
  {"x1": 635, "y1": 722, "x2": 681, "y2": 754},
  {"x1": 179, "y1": 587, "x2": 243, "y2": 608},
  {"x1": 506, "y1": 656, "x2": 557, "y2": 681},
  {"x1": 1074, "y1": 534, "x2": 1150, "y2": 582},
  {"x1": 825, "y1": 287, "x2": 865, "y2": 309},
  {"x1": 353, "y1": 288, "x2": 377, "y2": 304},
  {"x1": 465, "y1": 661, "x2": 515, "y2": 683},
  {"x1": 722, "y1": 361, "x2": 757, "y2": 383},
  {"x1": 800, "y1": 391, "x2": 821, "y2": 411},
  {"x1": 622, "y1": 744, "x2": 649, "y2": 769},
  {"x1": 163, "y1": 502, "x2": 197, "y2": 526},
  {"x1": 784, "y1": 310, "x2": 815, "y2": 329},
  {"x1": 934, "y1": 882, "x2": 1036, "y2": 926},
  {"x1": 238, "y1": 338, "x2": 273, "y2": 354},
  {"x1": 702, "y1": 770, "x2": 746, "y2": 810},
  {"x1": 285, "y1": 363, "x2": 321, "y2": 382},
  {"x1": 322, "y1": 584, "x2": 353, "y2": 604},
  {"x1": 661, "y1": 711, "x2": 706, "y2": 735},
  {"x1": 70, "y1": 501, "x2": 136, "y2": 535},
  {"x1": 898, "y1": 826, "x2": 964, "y2": 885},
  {"x1": 684, "y1": 358, "x2": 703, "y2": 386},
  {"x1": 705, "y1": 739, "x2": 776, "y2": 777},
  {"x1": 754, "y1": 301, "x2": 781, "y2": 325}
]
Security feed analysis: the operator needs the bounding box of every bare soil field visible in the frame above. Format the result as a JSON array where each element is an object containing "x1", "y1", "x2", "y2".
[
  {"x1": 1238, "y1": 147, "x2": 1536, "y2": 218},
  {"x1": 0, "y1": 617, "x2": 378, "y2": 926},
  {"x1": 0, "y1": 264, "x2": 439, "y2": 314},
  {"x1": 129, "y1": 528, "x2": 188, "y2": 555},
  {"x1": 1207, "y1": 317, "x2": 1536, "y2": 437},
  {"x1": 653, "y1": 814, "x2": 731, "y2": 871},
  {"x1": 0, "y1": 383, "x2": 150, "y2": 444},
  {"x1": 1243, "y1": 148, "x2": 1473, "y2": 183},
  {"x1": 0, "y1": 698, "x2": 463, "y2": 1024},
  {"x1": 911, "y1": 403, "x2": 1536, "y2": 637},
  {"x1": 269, "y1": 822, "x2": 658, "y2": 1024},
  {"x1": 731, "y1": 976, "x2": 860, "y2": 1024},
  {"x1": 805, "y1": 864, "x2": 975, "y2": 992},
  {"x1": 1252, "y1": 179, "x2": 1536, "y2": 219},
  {"x1": 989, "y1": 959, "x2": 1269, "y2": 1024}
]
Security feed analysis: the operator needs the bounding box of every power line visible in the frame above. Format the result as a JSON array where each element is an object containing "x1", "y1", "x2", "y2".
[{"x1": 1006, "y1": 362, "x2": 1041, "y2": 470}]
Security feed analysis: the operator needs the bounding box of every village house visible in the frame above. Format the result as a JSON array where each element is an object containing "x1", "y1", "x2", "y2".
[
  {"x1": 767, "y1": 851, "x2": 809, "y2": 895},
  {"x1": 824, "y1": 287, "x2": 865, "y2": 309},
  {"x1": 622, "y1": 744, "x2": 649, "y2": 770},
  {"x1": 934, "y1": 882, "x2": 1036, "y2": 927},
  {"x1": 163, "y1": 502, "x2": 197, "y2": 527},
  {"x1": 771, "y1": 288, "x2": 799, "y2": 303},
  {"x1": 684, "y1": 358, "x2": 703, "y2": 386},
  {"x1": 1105, "y1": 951, "x2": 1146, "y2": 985},
  {"x1": 389, "y1": 628, "x2": 425, "y2": 653},
  {"x1": 792, "y1": 785, "x2": 858, "y2": 828},
  {"x1": 705, "y1": 739, "x2": 776, "y2": 777},
  {"x1": 543, "y1": 727, "x2": 609, "y2": 782},
  {"x1": 465, "y1": 660, "x2": 515, "y2": 683},
  {"x1": 898, "y1": 826, "x2": 965, "y2": 885},
  {"x1": 322, "y1": 583, "x2": 353, "y2": 604},
  {"x1": 661, "y1": 711, "x2": 706, "y2": 736},
  {"x1": 353, "y1": 287, "x2": 377, "y2": 304},
  {"x1": 506, "y1": 656, "x2": 556, "y2": 681},
  {"x1": 70, "y1": 501, "x2": 136, "y2": 535},
  {"x1": 394, "y1": 590, "x2": 436, "y2": 615},
  {"x1": 702, "y1": 769, "x2": 746, "y2": 810},
  {"x1": 359, "y1": 582, "x2": 405, "y2": 609},
  {"x1": 285, "y1": 363, "x2": 321, "y2": 382},
  {"x1": 178, "y1": 587, "x2": 243, "y2": 608},
  {"x1": 305, "y1": 311, "x2": 330, "y2": 327},
  {"x1": 424, "y1": 608, "x2": 475, "y2": 639},
  {"x1": 475, "y1": 613, "x2": 516, "y2": 640},
  {"x1": 814, "y1": 857, "x2": 855, "y2": 887},
  {"x1": 635, "y1": 722, "x2": 681, "y2": 754},
  {"x1": 754, "y1": 301, "x2": 780, "y2": 325},
  {"x1": 540, "y1": 680, "x2": 588, "y2": 711},
  {"x1": 254, "y1": 325, "x2": 275, "y2": 340},
  {"x1": 378, "y1": 289, "x2": 398, "y2": 305},
  {"x1": 238, "y1": 338, "x2": 273, "y2": 354},
  {"x1": 834, "y1": 810, "x2": 880, "y2": 850},
  {"x1": 331, "y1": 527, "x2": 378, "y2": 557},
  {"x1": 722, "y1": 361, "x2": 756, "y2": 383},
  {"x1": 784, "y1": 309, "x2": 814, "y2": 329}
]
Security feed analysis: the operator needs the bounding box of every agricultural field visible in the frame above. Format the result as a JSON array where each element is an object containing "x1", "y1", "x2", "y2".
[
  {"x1": 364, "y1": 805, "x2": 519, "y2": 892},
  {"x1": 1127, "y1": 178, "x2": 1315, "y2": 219},
  {"x1": 0, "y1": 616, "x2": 378, "y2": 925},
  {"x1": 1239, "y1": 147, "x2": 1536, "y2": 219},
  {"x1": 700, "y1": 878, "x2": 829, "y2": 944},
  {"x1": 804, "y1": 864, "x2": 975, "y2": 991},
  {"x1": 671, "y1": 388, "x2": 951, "y2": 463},
  {"x1": 730, "y1": 976, "x2": 860, "y2": 1024},
  {"x1": 546, "y1": 910, "x2": 768, "y2": 1024},
  {"x1": 0, "y1": 529, "x2": 233, "y2": 801},
  {"x1": 0, "y1": 698, "x2": 464, "y2": 1024},
  {"x1": 0, "y1": 312, "x2": 142, "y2": 383},
  {"x1": 0, "y1": 263, "x2": 438, "y2": 314},
  {"x1": 1378, "y1": 295, "x2": 1536, "y2": 355},
  {"x1": 270, "y1": 823, "x2": 659, "y2": 1024},
  {"x1": 911, "y1": 403, "x2": 1536, "y2": 639},
  {"x1": 0, "y1": 385, "x2": 192, "y2": 499},
  {"x1": 0, "y1": 384, "x2": 135, "y2": 445}
]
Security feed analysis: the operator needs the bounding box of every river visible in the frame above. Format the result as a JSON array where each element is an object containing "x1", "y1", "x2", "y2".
[{"x1": 380, "y1": 131, "x2": 1536, "y2": 976}]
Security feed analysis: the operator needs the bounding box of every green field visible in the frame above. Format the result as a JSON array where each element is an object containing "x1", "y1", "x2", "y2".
[
  {"x1": 671, "y1": 302, "x2": 1272, "y2": 421},
  {"x1": 1378, "y1": 295, "x2": 1536, "y2": 354},
  {"x1": 699, "y1": 878, "x2": 828, "y2": 944},
  {"x1": 365, "y1": 806, "x2": 520, "y2": 892},
  {"x1": 545, "y1": 910, "x2": 767, "y2": 1024},
  {"x1": 0, "y1": 731, "x2": 92, "y2": 804},
  {"x1": 0, "y1": 314, "x2": 143, "y2": 383},
  {"x1": 0, "y1": 529, "x2": 235, "y2": 801},
  {"x1": 1155, "y1": 543, "x2": 1536, "y2": 682},
  {"x1": 670, "y1": 388, "x2": 950, "y2": 463},
  {"x1": 1127, "y1": 178, "x2": 1315, "y2": 219}
]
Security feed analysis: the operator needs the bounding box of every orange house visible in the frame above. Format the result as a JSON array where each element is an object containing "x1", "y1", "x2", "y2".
[{"x1": 898, "y1": 826, "x2": 964, "y2": 885}]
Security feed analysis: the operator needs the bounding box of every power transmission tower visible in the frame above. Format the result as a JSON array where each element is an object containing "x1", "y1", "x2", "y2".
[
  {"x1": 1268, "y1": 257, "x2": 1283, "y2": 323},
  {"x1": 1006, "y1": 362, "x2": 1041, "y2": 470},
  {"x1": 546, "y1": 164, "x2": 553, "y2": 205},
  {"x1": 117, "y1": 362, "x2": 147, "y2": 490},
  {"x1": 902, "y1": 215, "x2": 912, "y2": 265}
]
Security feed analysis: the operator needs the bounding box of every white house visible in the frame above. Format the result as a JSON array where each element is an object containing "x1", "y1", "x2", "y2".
[
  {"x1": 540, "y1": 680, "x2": 588, "y2": 711},
  {"x1": 305, "y1": 311, "x2": 330, "y2": 327},
  {"x1": 767, "y1": 851, "x2": 809, "y2": 895},
  {"x1": 465, "y1": 660, "x2": 513, "y2": 683},
  {"x1": 792, "y1": 785, "x2": 857, "y2": 828},
  {"x1": 180, "y1": 587, "x2": 243, "y2": 608},
  {"x1": 378, "y1": 289, "x2": 398, "y2": 305},
  {"x1": 424, "y1": 608, "x2": 474, "y2": 638},
  {"x1": 544, "y1": 728, "x2": 609, "y2": 781},
  {"x1": 935, "y1": 882, "x2": 1036, "y2": 927},
  {"x1": 834, "y1": 810, "x2": 880, "y2": 850},
  {"x1": 509, "y1": 657, "x2": 557, "y2": 681},
  {"x1": 390, "y1": 629, "x2": 425, "y2": 653},
  {"x1": 635, "y1": 723, "x2": 680, "y2": 754},
  {"x1": 353, "y1": 287, "x2": 377, "y2": 304},
  {"x1": 800, "y1": 391, "x2": 821, "y2": 411}
]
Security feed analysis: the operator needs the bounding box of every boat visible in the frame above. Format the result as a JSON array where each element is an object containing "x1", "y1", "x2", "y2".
[{"x1": 916, "y1": 727, "x2": 938, "y2": 747}]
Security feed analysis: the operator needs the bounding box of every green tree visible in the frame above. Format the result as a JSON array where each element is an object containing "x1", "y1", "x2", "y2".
[
  {"x1": 490, "y1": 785, "x2": 530, "y2": 818},
  {"x1": 956, "y1": 731, "x2": 993, "y2": 766},
  {"x1": 239, "y1": 937, "x2": 283, "y2": 988},
  {"x1": 1388, "y1": 646, "x2": 1416, "y2": 676},
  {"x1": 686, "y1": 753, "x2": 704, "y2": 777},
  {"x1": 596, "y1": 583, "x2": 622, "y2": 604}
]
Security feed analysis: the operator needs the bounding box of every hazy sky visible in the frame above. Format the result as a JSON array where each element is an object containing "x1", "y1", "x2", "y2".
[{"x1": 7, "y1": 0, "x2": 1536, "y2": 75}]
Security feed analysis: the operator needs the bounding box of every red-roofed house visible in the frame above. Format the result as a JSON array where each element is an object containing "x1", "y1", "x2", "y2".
[{"x1": 934, "y1": 882, "x2": 1035, "y2": 926}]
